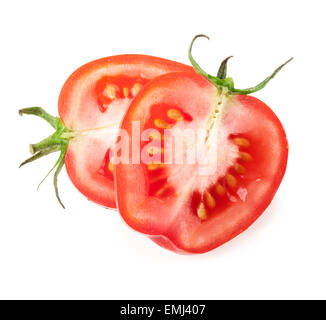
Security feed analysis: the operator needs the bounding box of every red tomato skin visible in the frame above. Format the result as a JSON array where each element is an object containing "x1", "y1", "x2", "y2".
[
  {"x1": 57, "y1": 55, "x2": 193, "y2": 208},
  {"x1": 115, "y1": 72, "x2": 288, "y2": 253}
]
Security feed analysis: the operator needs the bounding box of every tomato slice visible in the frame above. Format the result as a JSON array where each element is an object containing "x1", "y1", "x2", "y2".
[
  {"x1": 58, "y1": 55, "x2": 192, "y2": 208},
  {"x1": 115, "y1": 72, "x2": 288, "y2": 253}
]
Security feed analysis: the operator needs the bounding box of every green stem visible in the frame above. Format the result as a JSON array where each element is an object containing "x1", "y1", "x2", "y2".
[
  {"x1": 19, "y1": 107, "x2": 73, "y2": 208},
  {"x1": 188, "y1": 34, "x2": 293, "y2": 94}
]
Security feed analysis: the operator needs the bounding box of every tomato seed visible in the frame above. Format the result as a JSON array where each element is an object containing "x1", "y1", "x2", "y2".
[
  {"x1": 215, "y1": 183, "x2": 226, "y2": 196},
  {"x1": 239, "y1": 152, "x2": 252, "y2": 162},
  {"x1": 131, "y1": 83, "x2": 142, "y2": 96},
  {"x1": 204, "y1": 191, "x2": 216, "y2": 209},
  {"x1": 197, "y1": 202, "x2": 207, "y2": 220},
  {"x1": 154, "y1": 118, "x2": 173, "y2": 129},
  {"x1": 233, "y1": 163, "x2": 245, "y2": 174},
  {"x1": 104, "y1": 84, "x2": 117, "y2": 100},
  {"x1": 108, "y1": 160, "x2": 114, "y2": 172},
  {"x1": 123, "y1": 87, "x2": 130, "y2": 97},
  {"x1": 148, "y1": 162, "x2": 164, "y2": 170},
  {"x1": 233, "y1": 137, "x2": 250, "y2": 147},
  {"x1": 167, "y1": 109, "x2": 184, "y2": 121},
  {"x1": 226, "y1": 174, "x2": 237, "y2": 188}
]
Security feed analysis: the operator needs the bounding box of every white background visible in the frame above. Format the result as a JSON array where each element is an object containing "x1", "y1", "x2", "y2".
[{"x1": 0, "y1": 0, "x2": 325, "y2": 300}]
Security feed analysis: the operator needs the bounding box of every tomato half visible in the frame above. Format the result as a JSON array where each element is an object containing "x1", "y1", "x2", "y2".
[
  {"x1": 20, "y1": 55, "x2": 192, "y2": 208},
  {"x1": 115, "y1": 71, "x2": 288, "y2": 253}
]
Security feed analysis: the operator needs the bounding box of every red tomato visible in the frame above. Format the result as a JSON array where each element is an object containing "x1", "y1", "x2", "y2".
[
  {"x1": 115, "y1": 69, "x2": 289, "y2": 253},
  {"x1": 19, "y1": 55, "x2": 192, "y2": 208}
]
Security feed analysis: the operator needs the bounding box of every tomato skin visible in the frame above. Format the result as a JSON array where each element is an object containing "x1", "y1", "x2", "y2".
[
  {"x1": 115, "y1": 72, "x2": 288, "y2": 253},
  {"x1": 58, "y1": 55, "x2": 192, "y2": 208}
]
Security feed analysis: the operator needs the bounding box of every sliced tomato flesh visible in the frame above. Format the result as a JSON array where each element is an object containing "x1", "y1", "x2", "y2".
[
  {"x1": 58, "y1": 55, "x2": 192, "y2": 208},
  {"x1": 115, "y1": 72, "x2": 288, "y2": 253}
]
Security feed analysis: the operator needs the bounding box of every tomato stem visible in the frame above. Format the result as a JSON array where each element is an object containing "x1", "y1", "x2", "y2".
[
  {"x1": 19, "y1": 107, "x2": 72, "y2": 208},
  {"x1": 188, "y1": 34, "x2": 293, "y2": 94}
]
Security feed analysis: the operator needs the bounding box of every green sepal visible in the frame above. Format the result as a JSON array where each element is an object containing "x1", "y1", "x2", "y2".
[
  {"x1": 19, "y1": 145, "x2": 60, "y2": 168},
  {"x1": 217, "y1": 56, "x2": 233, "y2": 80},
  {"x1": 188, "y1": 34, "x2": 293, "y2": 94}
]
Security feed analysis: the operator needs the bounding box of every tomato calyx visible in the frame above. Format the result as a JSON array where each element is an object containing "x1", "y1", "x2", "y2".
[
  {"x1": 189, "y1": 34, "x2": 293, "y2": 95},
  {"x1": 19, "y1": 107, "x2": 75, "y2": 208}
]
